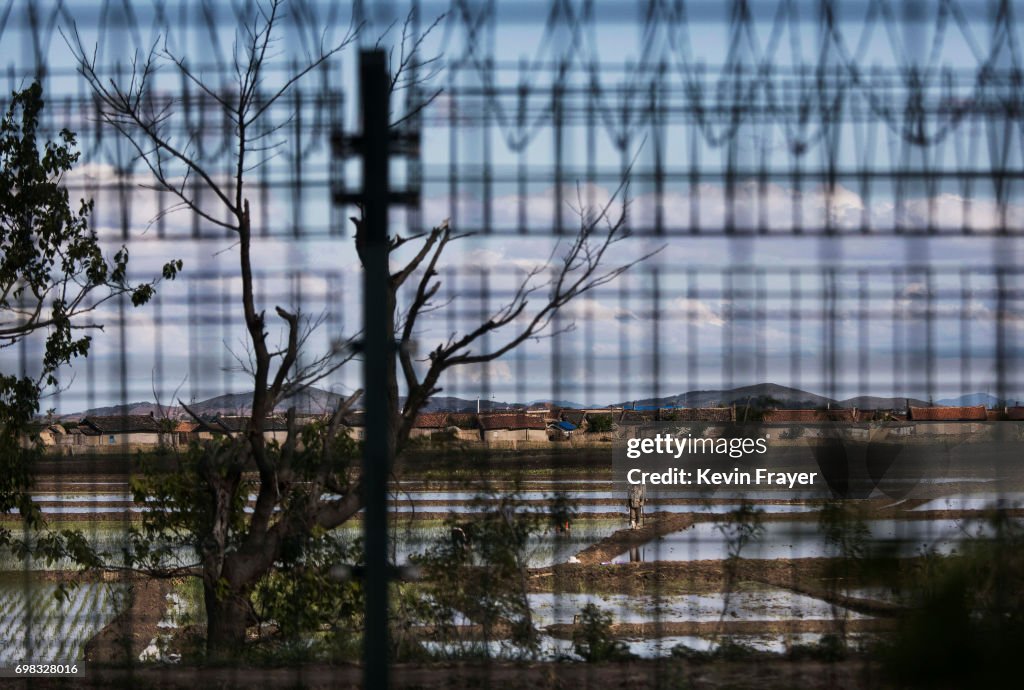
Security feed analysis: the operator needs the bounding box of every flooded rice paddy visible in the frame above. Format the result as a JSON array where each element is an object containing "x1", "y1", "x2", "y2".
[
  {"x1": 4, "y1": 474, "x2": 1023, "y2": 664},
  {"x1": 0, "y1": 578, "x2": 127, "y2": 665},
  {"x1": 611, "y1": 518, "x2": 998, "y2": 563},
  {"x1": 527, "y1": 588, "x2": 868, "y2": 626}
]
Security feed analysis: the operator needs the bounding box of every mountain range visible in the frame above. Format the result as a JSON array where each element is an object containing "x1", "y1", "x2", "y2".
[
  {"x1": 59, "y1": 383, "x2": 1015, "y2": 420},
  {"x1": 613, "y1": 384, "x2": 942, "y2": 410},
  {"x1": 935, "y1": 393, "x2": 1018, "y2": 407},
  {"x1": 60, "y1": 388, "x2": 525, "y2": 420}
]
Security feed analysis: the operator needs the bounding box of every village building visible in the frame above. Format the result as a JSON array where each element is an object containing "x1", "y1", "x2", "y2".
[
  {"x1": 615, "y1": 409, "x2": 658, "y2": 438},
  {"x1": 341, "y1": 412, "x2": 366, "y2": 440},
  {"x1": 36, "y1": 423, "x2": 66, "y2": 447},
  {"x1": 173, "y1": 421, "x2": 199, "y2": 446},
  {"x1": 206, "y1": 415, "x2": 291, "y2": 443},
  {"x1": 445, "y1": 413, "x2": 480, "y2": 442},
  {"x1": 986, "y1": 406, "x2": 1024, "y2": 421},
  {"x1": 78, "y1": 414, "x2": 165, "y2": 447},
  {"x1": 857, "y1": 409, "x2": 908, "y2": 422},
  {"x1": 560, "y1": 410, "x2": 587, "y2": 431},
  {"x1": 408, "y1": 413, "x2": 449, "y2": 440},
  {"x1": 658, "y1": 406, "x2": 737, "y2": 437},
  {"x1": 657, "y1": 407, "x2": 733, "y2": 423},
  {"x1": 478, "y1": 413, "x2": 548, "y2": 443},
  {"x1": 908, "y1": 405, "x2": 988, "y2": 435},
  {"x1": 760, "y1": 409, "x2": 861, "y2": 424},
  {"x1": 549, "y1": 419, "x2": 578, "y2": 439},
  {"x1": 760, "y1": 408, "x2": 864, "y2": 438}
]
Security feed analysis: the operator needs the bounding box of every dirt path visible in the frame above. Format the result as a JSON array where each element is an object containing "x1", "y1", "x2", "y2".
[
  {"x1": 532, "y1": 558, "x2": 913, "y2": 607},
  {"x1": 573, "y1": 513, "x2": 701, "y2": 564},
  {"x1": 544, "y1": 617, "x2": 896, "y2": 639},
  {"x1": 753, "y1": 573, "x2": 903, "y2": 616},
  {"x1": 83, "y1": 578, "x2": 173, "y2": 665}
]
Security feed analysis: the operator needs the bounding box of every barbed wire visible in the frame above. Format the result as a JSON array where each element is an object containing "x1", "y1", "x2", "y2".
[{"x1": 2, "y1": 1, "x2": 1021, "y2": 238}]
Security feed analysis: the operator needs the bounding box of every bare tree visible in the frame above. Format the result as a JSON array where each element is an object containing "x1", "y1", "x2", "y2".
[
  {"x1": 67, "y1": 0, "x2": 656, "y2": 656},
  {"x1": 359, "y1": 179, "x2": 656, "y2": 452}
]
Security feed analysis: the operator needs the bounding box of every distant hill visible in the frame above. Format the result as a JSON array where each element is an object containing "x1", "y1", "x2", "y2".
[
  {"x1": 934, "y1": 393, "x2": 1016, "y2": 407},
  {"x1": 62, "y1": 388, "x2": 518, "y2": 419},
  {"x1": 61, "y1": 384, "x2": 1015, "y2": 420},
  {"x1": 418, "y1": 396, "x2": 522, "y2": 413},
  {"x1": 618, "y1": 383, "x2": 834, "y2": 410},
  {"x1": 60, "y1": 401, "x2": 177, "y2": 421},
  {"x1": 527, "y1": 399, "x2": 586, "y2": 409},
  {"x1": 838, "y1": 395, "x2": 929, "y2": 409},
  {"x1": 184, "y1": 388, "x2": 347, "y2": 416}
]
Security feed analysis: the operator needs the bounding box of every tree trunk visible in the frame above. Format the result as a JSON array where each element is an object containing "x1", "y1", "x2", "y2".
[{"x1": 204, "y1": 584, "x2": 251, "y2": 657}]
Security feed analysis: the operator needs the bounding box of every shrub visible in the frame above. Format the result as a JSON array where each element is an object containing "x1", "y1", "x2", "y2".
[
  {"x1": 572, "y1": 603, "x2": 634, "y2": 662},
  {"x1": 883, "y1": 512, "x2": 1024, "y2": 687}
]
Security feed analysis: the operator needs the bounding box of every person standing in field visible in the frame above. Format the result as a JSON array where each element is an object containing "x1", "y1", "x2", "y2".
[{"x1": 628, "y1": 482, "x2": 646, "y2": 529}]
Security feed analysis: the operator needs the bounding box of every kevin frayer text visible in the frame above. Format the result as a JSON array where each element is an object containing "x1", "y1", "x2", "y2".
[{"x1": 626, "y1": 467, "x2": 817, "y2": 489}]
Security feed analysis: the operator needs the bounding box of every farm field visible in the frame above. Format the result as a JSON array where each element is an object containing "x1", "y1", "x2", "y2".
[
  {"x1": 5, "y1": 460, "x2": 1023, "y2": 670},
  {"x1": 0, "y1": 577, "x2": 127, "y2": 666}
]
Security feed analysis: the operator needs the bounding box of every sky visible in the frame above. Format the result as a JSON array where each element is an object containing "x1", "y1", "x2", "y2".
[{"x1": 2, "y1": 0, "x2": 1023, "y2": 412}]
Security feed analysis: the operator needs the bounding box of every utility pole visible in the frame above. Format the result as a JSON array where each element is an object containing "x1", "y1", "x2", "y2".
[{"x1": 360, "y1": 49, "x2": 391, "y2": 690}]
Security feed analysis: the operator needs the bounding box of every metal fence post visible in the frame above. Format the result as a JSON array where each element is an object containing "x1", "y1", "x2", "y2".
[{"x1": 360, "y1": 48, "x2": 392, "y2": 690}]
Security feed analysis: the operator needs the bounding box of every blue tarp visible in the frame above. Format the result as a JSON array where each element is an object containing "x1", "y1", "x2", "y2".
[{"x1": 555, "y1": 421, "x2": 577, "y2": 431}]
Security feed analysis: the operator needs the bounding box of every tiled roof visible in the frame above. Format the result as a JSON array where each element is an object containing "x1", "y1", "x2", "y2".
[
  {"x1": 478, "y1": 413, "x2": 547, "y2": 431},
  {"x1": 80, "y1": 415, "x2": 163, "y2": 434},
  {"x1": 214, "y1": 416, "x2": 249, "y2": 432},
  {"x1": 1006, "y1": 407, "x2": 1024, "y2": 421},
  {"x1": 413, "y1": 412, "x2": 449, "y2": 429},
  {"x1": 174, "y1": 421, "x2": 198, "y2": 433},
  {"x1": 561, "y1": 410, "x2": 586, "y2": 425},
  {"x1": 343, "y1": 412, "x2": 366, "y2": 427},
  {"x1": 908, "y1": 405, "x2": 987, "y2": 421},
  {"x1": 762, "y1": 409, "x2": 858, "y2": 423},
  {"x1": 820, "y1": 409, "x2": 858, "y2": 422},
  {"x1": 761, "y1": 409, "x2": 822, "y2": 423},
  {"x1": 618, "y1": 410, "x2": 657, "y2": 423},
  {"x1": 446, "y1": 413, "x2": 478, "y2": 429},
  {"x1": 214, "y1": 415, "x2": 290, "y2": 432}
]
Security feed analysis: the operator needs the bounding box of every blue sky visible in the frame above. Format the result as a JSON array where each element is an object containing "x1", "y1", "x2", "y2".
[{"x1": 2, "y1": 1, "x2": 1023, "y2": 411}]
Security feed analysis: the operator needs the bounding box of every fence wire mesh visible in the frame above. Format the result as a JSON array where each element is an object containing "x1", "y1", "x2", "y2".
[{"x1": 1, "y1": 1, "x2": 1024, "y2": 687}]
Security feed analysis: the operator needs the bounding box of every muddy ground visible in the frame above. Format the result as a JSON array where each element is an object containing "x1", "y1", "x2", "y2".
[
  {"x1": 536, "y1": 558, "x2": 908, "y2": 601},
  {"x1": 4, "y1": 467, "x2": 1012, "y2": 688},
  {"x1": 82, "y1": 578, "x2": 174, "y2": 665}
]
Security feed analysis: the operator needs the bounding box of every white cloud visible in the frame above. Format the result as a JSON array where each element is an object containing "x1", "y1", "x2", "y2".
[
  {"x1": 444, "y1": 360, "x2": 514, "y2": 385},
  {"x1": 559, "y1": 297, "x2": 636, "y2": 322},
  {"x1": 668, "y1": 297, "x2": 726, "y2": 327},
  {"x1": 424, "y1": 180, "x2": 1024, "y2": 237}
]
